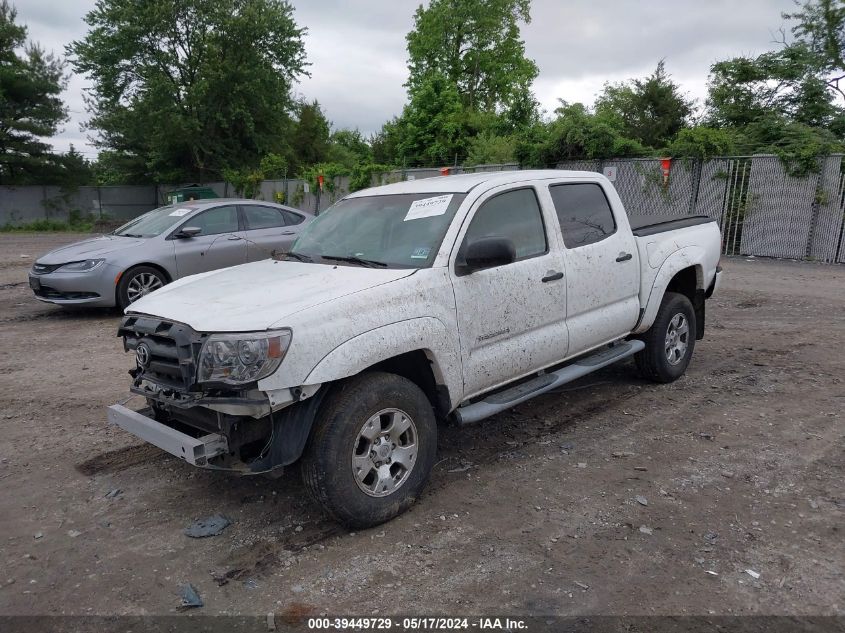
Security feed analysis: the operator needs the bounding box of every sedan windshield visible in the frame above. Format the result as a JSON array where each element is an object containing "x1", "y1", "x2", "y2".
[
  {"x1": 113, "y1": 205, "x2": 197, "y2": 238},
  {"x1": 289, "y1": 193, "x2": 466, "y2": 268}
]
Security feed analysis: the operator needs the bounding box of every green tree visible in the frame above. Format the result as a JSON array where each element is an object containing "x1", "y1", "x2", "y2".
[
  {"x1": 406, "y1": 0, "x2": 538, "y2": 118},
  {"x1": 289, "y1": 99, "x2": 331, "y2": 172},
  {"x1": 327, "y1": 128, "x2": 372, "y2": 169},
  {"x1": 708, "y1": 0, "x2": 845, "y2": 129},
  {"x1": 783, "y1": 0, "x2": 845, "y2": 99},
  {"x1": 56, "y1": 145, "x2": 96, "y2": 186},
  {"x1": 521, "y1": 101, "x2": 646, "y2": 167},
  {"x1": 595, "y1": 61, "x2": 693, "y2": 150},
  {"x1": 707, "y1": 46, "x2": 840, "y2": 128},
  {"x1": 465, "y1": 131, "x2": 517, "y2": 165},
  {"x1": 68, "y1": 0, "x2": 308, "y2": 184},
  {"x1": 705, "y1": 0, "x2": 845, "y2": 171},
  {"x1": 396, "y1": 72, "x2": 465, "y2": 165},
  {"x1": 0, "y1": 0, "x2": 68, "y2": 184}
]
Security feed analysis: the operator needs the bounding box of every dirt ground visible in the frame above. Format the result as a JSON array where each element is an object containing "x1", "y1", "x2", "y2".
[{"x1": 0, "y1": 232, "x2": 842, "y2": 620}]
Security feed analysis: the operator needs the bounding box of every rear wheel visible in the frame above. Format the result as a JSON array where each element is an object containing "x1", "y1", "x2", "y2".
[
  {"x1": 301, "y1": 372, "x2": 437, "y2": 528},
  {"x1": 117, "y1": 265, "x2": 167, "y2": 309},
  {"x1": 635, "y1": 291, "x2": 696, "y2": 383}
]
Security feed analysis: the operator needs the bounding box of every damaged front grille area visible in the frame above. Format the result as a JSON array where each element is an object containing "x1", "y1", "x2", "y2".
[{"x1": 118, "y1": 315, "x2": 206, "y2": 394}]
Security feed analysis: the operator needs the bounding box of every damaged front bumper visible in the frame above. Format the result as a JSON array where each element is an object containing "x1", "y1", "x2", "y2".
[
  {"x1": 113, "y1": 314, "x2": 326, "y2": 473},
  {"x1": 107, "y1": 404, "x2": 228, "y2": 467},
  {"x1": 107, "y1": 388, "x2": 326, "y2": 474}
]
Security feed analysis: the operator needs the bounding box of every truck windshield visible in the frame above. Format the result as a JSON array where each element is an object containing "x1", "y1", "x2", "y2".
[
  {"x1": 113, "y1": 205, "x2": 197, "y2": 238},
  {"x1": 289, "y1": 193, "x2": 467, "y2": 268}
]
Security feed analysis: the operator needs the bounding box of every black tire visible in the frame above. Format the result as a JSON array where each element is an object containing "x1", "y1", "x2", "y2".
[
  {"x1": 635, "y1": 291, "x2": 697, "y2": 383},
  {"x1": 117, "y1": 265, "x2": 167, "y2": 309},
  {"x1": 301, "y1": 372, "x2": 438, "y2": 529}
]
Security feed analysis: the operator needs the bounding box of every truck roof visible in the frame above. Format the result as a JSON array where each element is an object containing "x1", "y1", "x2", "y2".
[{"x1": 347, "y1": 169, "x2": 603, "y2": 197}]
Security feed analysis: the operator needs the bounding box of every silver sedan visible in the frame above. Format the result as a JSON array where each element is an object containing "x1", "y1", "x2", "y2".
[{"x1": 28, "y1": 199, "x2": 314, "y2": 309}]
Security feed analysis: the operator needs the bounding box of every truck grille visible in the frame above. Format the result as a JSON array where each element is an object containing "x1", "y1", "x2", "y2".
[{"x1": 118, "y1": 315, "x2": 205, "y2": 392}]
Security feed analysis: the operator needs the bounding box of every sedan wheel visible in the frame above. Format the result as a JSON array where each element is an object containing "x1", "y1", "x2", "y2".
[
  {"x1": 117, "y1": 266, "x2": 168, "y2": 309},
  {"x1": 126, "y1": 272, "x2": 164, "y2": 303}
]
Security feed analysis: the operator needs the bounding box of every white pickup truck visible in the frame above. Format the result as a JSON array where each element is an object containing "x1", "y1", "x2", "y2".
[{"x1": 108, "y1": 170, "x2": 722, "y2": 527}]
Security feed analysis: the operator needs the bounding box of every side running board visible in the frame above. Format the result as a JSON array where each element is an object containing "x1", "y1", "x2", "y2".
[{"x1": 454, "y1": 340, "x2": 645, "y2": 426}]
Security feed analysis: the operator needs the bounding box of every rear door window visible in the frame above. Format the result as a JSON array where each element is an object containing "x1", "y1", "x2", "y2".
[
  {"x1": 243, "y1": 205, "x2": 286, "y2": 230},
  {"x1": 281, "y1": 210, "x2": 305, "y2": 225},
  {"x1": 549, "y1": 183, "x2": 616, "y2": 248}
]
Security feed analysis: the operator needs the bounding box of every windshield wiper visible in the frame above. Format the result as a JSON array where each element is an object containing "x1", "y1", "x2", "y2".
[
  {"x1": 321, "y1": 255, "x2": 388, "y2": 268},
  {"x1": 281, "y1": 251, "x2": 313, "y2": 262},
  {"x1": 118, "y1": 232, "x2": 143, "y2": 238}
]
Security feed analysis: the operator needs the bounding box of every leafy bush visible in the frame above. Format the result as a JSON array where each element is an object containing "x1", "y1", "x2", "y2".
[
  {"x1": 664, "y1": 127, "x2": 742, "y2": 160},
  {"x1": 299, "y1": 162, "x2": 347, "y2": 196},
  {"x1": 465, "y1": 132, "x2": 517, "y2": 166},
  {"x1": 1, "y1": 214, "x2": 95, "y2": 232},
  {"x1": 349, "y1": 163, "x2": 393, "y2": 191}
]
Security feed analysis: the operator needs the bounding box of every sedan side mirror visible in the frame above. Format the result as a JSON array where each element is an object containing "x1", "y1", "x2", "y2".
[
  {"x1": 457, "y1": 236, "x2": 517, "y2": 275},
  {"x1": 175, "y1": 226, "x2": 202, "y2": 238}
]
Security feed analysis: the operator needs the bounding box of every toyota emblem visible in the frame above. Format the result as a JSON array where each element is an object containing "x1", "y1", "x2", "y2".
[{"x1": 135, "y1": 343, "x2": 151, "y2": 368}]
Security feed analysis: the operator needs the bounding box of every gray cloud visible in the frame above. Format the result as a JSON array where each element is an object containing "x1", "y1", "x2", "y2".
[{"x1": 14, "y1": 0, "x2": 797, "y2": 157}]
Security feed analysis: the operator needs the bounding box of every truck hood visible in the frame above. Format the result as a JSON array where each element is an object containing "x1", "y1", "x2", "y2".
[
  {"x1": 127, "y1": 259, "x2": 417, "y2": 331},
  {"x1": 37, "y1": 235, "x2": 146, "y2": 264}
]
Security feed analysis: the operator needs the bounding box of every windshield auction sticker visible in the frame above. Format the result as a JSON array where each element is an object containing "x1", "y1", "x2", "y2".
[
  {"x1": 169, "y1": 208, "x2": 192, "y2": 217},
  {"x1": 404, "y1": 194, "x2": 453, "y2": 221}
]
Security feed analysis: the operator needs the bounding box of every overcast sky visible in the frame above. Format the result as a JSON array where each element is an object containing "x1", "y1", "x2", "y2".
[{"x1": 17, "y1": 0, "x2": 797, "y2": 158}]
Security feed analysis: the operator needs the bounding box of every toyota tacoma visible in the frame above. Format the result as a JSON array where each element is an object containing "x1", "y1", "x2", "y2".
[{"x1": 108, "y1": 170, "x2": 723, "y2": 528}]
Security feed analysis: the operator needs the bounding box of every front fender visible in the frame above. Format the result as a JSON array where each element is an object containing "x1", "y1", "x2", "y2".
[
  {"x1": 633, "y1": 246, "x2": 705, "y2": 334},
  {"x1": 304, "y1": 317, "x2": 462, "y2": 405}
]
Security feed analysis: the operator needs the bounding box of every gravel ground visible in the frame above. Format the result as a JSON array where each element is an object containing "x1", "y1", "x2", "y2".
[{"x1": 0, "y1": 232, "x2": 842, "y2": 620}]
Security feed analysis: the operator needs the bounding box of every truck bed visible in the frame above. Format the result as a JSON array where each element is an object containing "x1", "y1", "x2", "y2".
[{"x1": 629, "y1": 214, "x2": 716, "y2": 237}]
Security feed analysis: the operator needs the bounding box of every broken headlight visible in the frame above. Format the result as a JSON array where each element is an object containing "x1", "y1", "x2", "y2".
[{"x1": 197, "y1": 330, "x2": 290, "y2": 385}]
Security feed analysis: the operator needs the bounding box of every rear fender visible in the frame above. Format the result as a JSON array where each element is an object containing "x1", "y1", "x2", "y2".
[{"x1": 634, "y1": 247, "x2": 705, "y2": 334}]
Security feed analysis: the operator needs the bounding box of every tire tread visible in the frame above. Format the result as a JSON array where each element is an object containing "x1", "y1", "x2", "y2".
[
  {"x1": 635, "y1": 291, "x2": 696, "y2": 383},
  {"x1": 300, "y1": 372, "x2": 437, "y2": 528}
]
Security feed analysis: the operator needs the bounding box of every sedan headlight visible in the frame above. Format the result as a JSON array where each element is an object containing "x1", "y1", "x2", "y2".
[
  {"x1": 55, "y1": 258, "x2": 105, "y2": 273},
  {"x1": 197, "y1": 330, "x2": 291, "y2": 385}
]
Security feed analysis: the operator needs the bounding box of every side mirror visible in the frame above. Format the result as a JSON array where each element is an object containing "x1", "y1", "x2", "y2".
[
  {"x1": 175, "y1": 226, "x2": 202, "y2": 238},
  {"x1": 458, "y1": 236, "x2": 517, "y2": 275}
]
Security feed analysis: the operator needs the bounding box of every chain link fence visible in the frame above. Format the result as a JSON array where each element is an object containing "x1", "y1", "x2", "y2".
[
  {"x1": 556, "y1": 155, "x2": 845, "y2": 264},
  {"x1": 2, "y1": 156, "x2": 844, "y2": 263}
]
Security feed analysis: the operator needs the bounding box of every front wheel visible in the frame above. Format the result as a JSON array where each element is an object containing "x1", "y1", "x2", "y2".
[
  {"x1": 117, "y1": 265, "x2": 167, "y2": 309},
  {"x1": 635, "y1": 291, "x2": 696, "y2": 383},
  {"x1": 301, "y1": 372, "x2": 438, "y2": 528}
]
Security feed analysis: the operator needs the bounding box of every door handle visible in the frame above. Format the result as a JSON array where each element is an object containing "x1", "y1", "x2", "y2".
[
  {"x1": 281, "y1": 230, "x2": 295, "y2": 235},
  {"x1": 227, "y1": 235, "x2": 242, "y2": 241},
  {"x1": 542, "y1": 270, "x2": 564, "y2": 283},
  {"x1": 616, "y1": 252, "x2": 633, "y2": 262}
]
